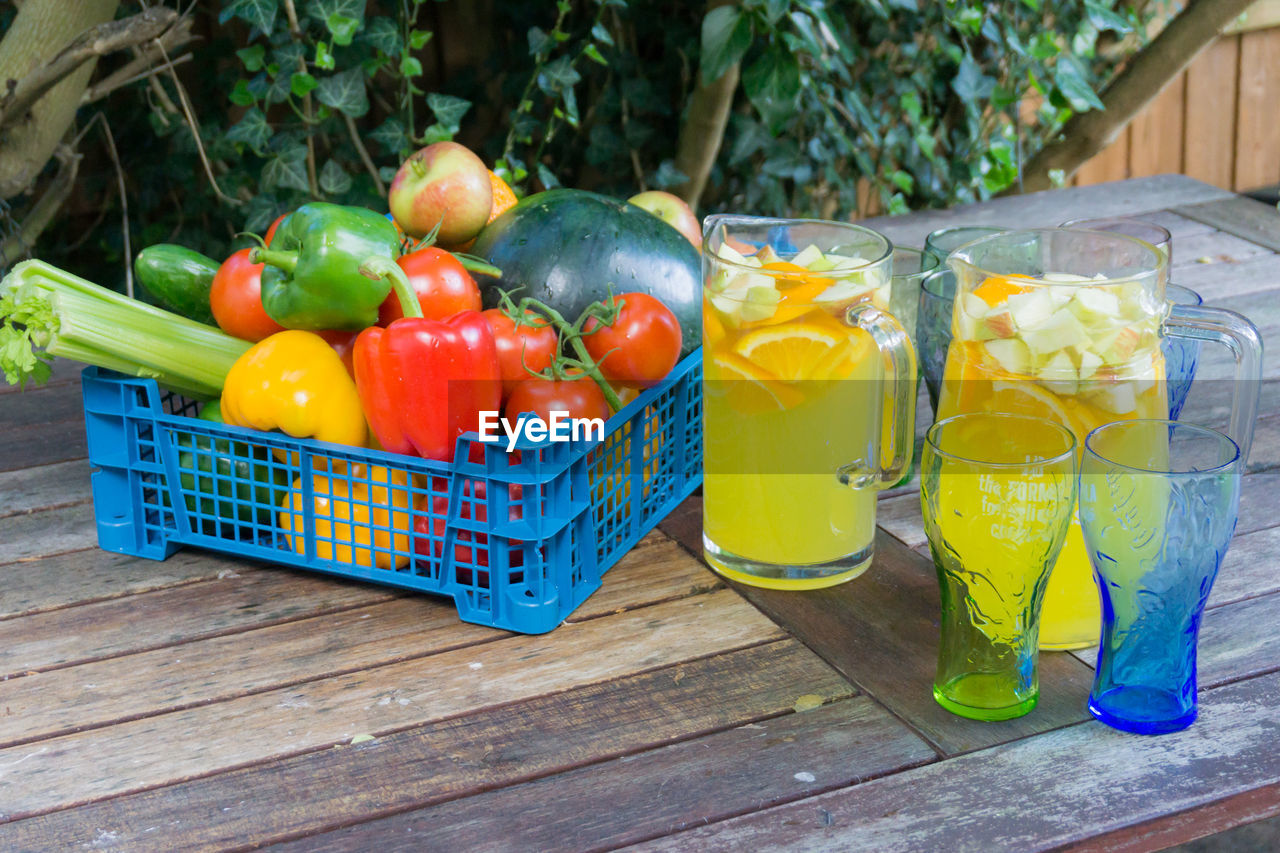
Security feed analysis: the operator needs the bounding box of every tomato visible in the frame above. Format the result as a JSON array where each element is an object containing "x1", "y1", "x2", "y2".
[
  {"x1": 210, "y1": 249, "x2": 286, "y2": 342},
  {"x1": 378, "y1": 247, "x2": 481, "y2": 325},
  {"x1": 412, "y1": 479, "x2": 524, "y2": 586},
  {"x1": 482, "y1": 308, "x2": 558, "y2": 398},
  {"x1": 506, "y1": 375, "x2": 611, "y2": 423},
  {"x1": 582, "y1": 292, "x2": 682, "y2": 388},
  {"x1": 264, "y1": 213, "x2": 289, "y2": 245}
]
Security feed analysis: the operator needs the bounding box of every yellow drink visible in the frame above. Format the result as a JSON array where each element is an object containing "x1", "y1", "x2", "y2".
[
  {"x1": 936, "y1": 273, "x2": 1168, "y2": 648},
  {"x1": 700, "y1": 217, "x2": 913, "y2": 590}
]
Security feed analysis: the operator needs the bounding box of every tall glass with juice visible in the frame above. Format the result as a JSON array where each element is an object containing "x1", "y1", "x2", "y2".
[
  {"x1": 701, "y1": 217, "x2": 916, "y2": 589},
  {"x1": 938, "y1": 229, "x2": 1262, "y2": 649}
]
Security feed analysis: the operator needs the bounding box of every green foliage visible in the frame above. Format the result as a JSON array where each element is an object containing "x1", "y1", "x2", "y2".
[{"x1": 34, "y1": 0, "x2": 1154, "y2": 287}]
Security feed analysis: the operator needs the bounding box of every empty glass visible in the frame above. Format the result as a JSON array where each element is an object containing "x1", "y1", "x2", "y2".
[
  {"x1": 1164, "y1": 284, "x2": 1202, "y2": 420},
  {"x1": 922, "y1": 413, "x2": 1077, "y2": 720},
  {"x1": 1060, "y1": 217, "x2": 1173, "y2": 266},
  {"x1": 924, "y1": 226, "x2": 1012, "y2": 267},
  {"x1": 1080, "y1": 420, "x2": 1242, "y2": 734},
  {"x1": 916, "y1": 268, "x2": 956, "y2": 417},
  {"x1": 889, "y1": 246, "x2": 939, "y2": 344}
]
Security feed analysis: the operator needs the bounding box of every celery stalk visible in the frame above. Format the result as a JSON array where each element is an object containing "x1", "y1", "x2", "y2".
[{"x1": 0, "y1": 260, "x2": 251, "y2": 398}]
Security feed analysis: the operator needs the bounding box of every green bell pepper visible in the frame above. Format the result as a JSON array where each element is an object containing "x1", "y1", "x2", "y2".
[
  {"x1": 176, "y1": 400, "x2": 290, "y2": 534},
  {"x1": 250, "y1": 202, "x2": 401, "y2": 331}
]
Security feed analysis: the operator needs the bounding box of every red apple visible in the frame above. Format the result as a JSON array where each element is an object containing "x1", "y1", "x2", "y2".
[
  {"x1": 388, "y1": 142, "x2": 493, "y2": 245},
  {"x1": 627, "y1": 190, "x2": 702, "y2": 250}
]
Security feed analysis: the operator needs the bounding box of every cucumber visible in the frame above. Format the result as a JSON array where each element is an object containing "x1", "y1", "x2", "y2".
[{"x1": 133, "y1": 244, "x2": 219, "y2": 325}]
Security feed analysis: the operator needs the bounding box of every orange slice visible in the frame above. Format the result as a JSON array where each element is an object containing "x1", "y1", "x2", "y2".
[
  {"x1": 735, "y1": 322, "x2": 849, "y2": 381},
  {"x1": 989, "y1": 380, "x2": 1091, "y2": 441},
  {"x1": 972, "y1": 274, "x2": 1035, "y2": 308},
  {"x1": 709, "y1": 351, "x2": 805, "y2": 411}
]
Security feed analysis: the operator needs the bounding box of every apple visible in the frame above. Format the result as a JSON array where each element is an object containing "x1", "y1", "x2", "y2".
[
  {"x1": 983, "y1": 338, "x2": 1033, "y2": 375},
  {"x1": 628, "y1": 190, "x2": 702, "y2": 249},
  {"x1": 388, "y1": 142, "x2": 492, "y2": 245}
]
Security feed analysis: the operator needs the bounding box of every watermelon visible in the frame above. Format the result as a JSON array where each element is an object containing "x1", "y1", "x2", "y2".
[{"x1": 471, "y1": 189, "x2": 701, "y2": 354}]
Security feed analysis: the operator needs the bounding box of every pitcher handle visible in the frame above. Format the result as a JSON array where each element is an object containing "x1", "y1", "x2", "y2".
[
  {"x1": 1165, "y1": 303, "x2": 1262, "y2": 463},
  {"x1": 838, "y1": 303, "x2": 917, "y2": 489}
]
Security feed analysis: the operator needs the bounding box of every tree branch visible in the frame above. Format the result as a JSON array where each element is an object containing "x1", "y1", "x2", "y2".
[
  {"x1": 0, "y1": 144, "x2": 79, "y2": 268},
  {"x1": 344, "y1": 112, "x2": 386, "y2": 197},
  {"x1": 1015, "y1": 0, "x2": 1254, "y2": 193},
  {"x1": 671, "y1": 0, "x2": 740, "y2": 212},
  {"x1": 80, "y1": 17, "x2": 196, "y2": 106},
  {"x1": 282, "y1": 0, "x2": 321, "y2": 199},
  {"x1": 0, "y1": 6, "x2": 178, "y2": 130}
]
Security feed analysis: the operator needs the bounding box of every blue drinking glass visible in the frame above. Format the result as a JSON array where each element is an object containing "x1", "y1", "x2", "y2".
[
  {"x1": 917, "y1": 269, "x2": 956, "y2": 417},
  {"x1": 1079, "y1": 420, "x2": 1242, "y2": 735},
  {"x1": 1163, "y1": 284, "x2": 1202, "y2": 420}
]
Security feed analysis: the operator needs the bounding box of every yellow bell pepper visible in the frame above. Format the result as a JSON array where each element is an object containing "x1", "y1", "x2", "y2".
[
  {"x1": 221, "y1": 330, "x2": 367, "y2": 449},
  {"x1": 280, "y1": 464, "x2": 413, "y2": 570}
]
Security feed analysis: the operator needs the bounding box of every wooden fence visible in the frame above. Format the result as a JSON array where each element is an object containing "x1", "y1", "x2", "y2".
[{"x1": 1075, "y1": 12, "x2": 1280, "y2": 193}]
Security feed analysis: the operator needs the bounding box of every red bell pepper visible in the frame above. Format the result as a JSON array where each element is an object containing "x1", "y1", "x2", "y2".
[{"x1": 353, "y1": 257, "x2": 501, "y2": 461}]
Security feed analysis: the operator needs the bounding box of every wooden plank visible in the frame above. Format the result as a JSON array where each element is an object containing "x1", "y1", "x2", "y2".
[
  {"x1": 1141, "y1": 209, "x2": 1219, "y2": 240},
  {"x1": 1170, "y1": 231, "x2": 1274, "y2": 269},
  {"x1": 1234, "y1": 27, "x2": 1280, "y2": 191},
  {"x1": 0, "y1": 534, "x2": 716, "y2": 747},
  {"x1": 1128, "y1": 72, "x2": 1186, "y2": 179},
  {"x1": 0, "y1": 501, "x2": 98, "y2": 564},
  {"x1": 1073, "y1": 129, "x2": 1129, "y2": 186},
  {"x1": 0, "y1": 569, "x2": 399, "y2": 676},
  {"x1": 274, "y1": 696, "x2": 936, "y2": 853},
  {"x1": 1211, "y1": 525, "x2": 1280, "y2": 609},
  {"x1": 659, "y1": 501, "x2": 1096, "y2": 756},
  {"x1": 0, "y1": 359, "x2": 83, "y2": 396},
  {"x1": 1182, "y1": 37, "x2": 1240, "y2": 191},
  {"x1": 1176, "y1": 196, "x2": 1280, "y2": 253},
  {"x1": 0, "y1": 419, "x2": 86, "y2": 473},
  {"x1": 861, "y1": 175, "x2": 1234, "y2": 250},
  {"x1": 0, "y1": 380, "x2": 84, "y2": 430},
  {"x1": 1224, "y1": 0, "x2": 1280, "y2": 34},
  {"x1": 1173, "y1": 251, "x2": 1279, "y2": 302},
  {"x1": 629, "y1": 670, "x2": 1280, "y2": 853},
  {"x1": 0, "y1": 548, "x2": 254, "y2": 621},
  {"x1": 0, "y1": 640, "x2": 855, "y2": 851},
  {"x1": 0, "y1": 589, "x2": 784, "y2": 821},
  {"x1": 1065, "y1": 780, "x2": 1280, "y2": 853},
  {"x1": 0, "y1": 460, "x2": 91, "y2": 519}
]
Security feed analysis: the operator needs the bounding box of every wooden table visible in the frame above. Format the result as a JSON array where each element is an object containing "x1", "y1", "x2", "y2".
[{"x1": 1, "y1": 175, "x2": 1277, "y2": 851}]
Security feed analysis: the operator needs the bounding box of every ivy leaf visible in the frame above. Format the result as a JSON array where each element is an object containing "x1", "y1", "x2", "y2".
[
  {"x1": 315, "y1": 68, "x2": 369, "y2": 117},
  {"x1": 224, "y1": 108, "x2": 273, "y2": 155},
  {"x1": 527, "y1": 26, "x2": 552, "y2": 58},
  {"x1": 315, "y1": 41, "x2": 335, "y2": 70},
  {"x1": 290, "y1": 72, "x2": 317, "y2": 98},
  {"x1": 591, "y1": 22, "x2": 614, "y2": 47},
  {"x1": 265, "y1": 70, "x2": 292, "y2": 104},
  {"x1": 409, "y1": 29, "x2": 432, "y2": 50},
  {"x1": 536, "y1": 163, "x2": 560, "y2": 190},
  {"x1": 262, "y1": 143, "x2": 310, "y2": 193},
  {"x1": 742, "y1": 46, "x2": 801, "y2": 135},
  {"x1": 538, "y1": 56, "x2": 580, "y2": 94},
  {"x1": 273, "y1": 42, "x2": 306, "y2": 69},
  {"x1": 952, "y1": 55, "x2": 995, "y2": 101},
  {"x1": 584, "y1": 44, "x2": 607, "y2": 66},
  {"x1": 1085, "y1": 1, "x2": 1132, "y2": 34},
  {"x1": 219, "y1": 0, "x2": 278, "y2": 34},
  {"x1": 236, "y1": 45, "x2": 266, "y2": 72},
  {"x1": 327, "y1": 14, "x2": 360, "y2": 46},
  {"x1": 427, "y1": 93, "x2": 471, "y2": 132},
  {"x1": 368, "y1": 117, "x2": 407, "y2": 155},
  {"x1": 400, "y1": 55, "x2": 424, "y2": 77},
  {"x1": 1053, "y1": 54, "x2": 1103, "y2": 111},
  {"x1": 378, "y1": 165, "x2": 398, "y2": 183},
  {"x1": 420, "y1": 122, "x2": 454, "y2": 144},
  {"x1": 229, "y1": 79, "x2": 256, "y2": 107},
  {"x1": 305, "y1": 0, "x2": 365, "y2": 24},
  {"x1": 319, "y1": 159, "x2": 353, "y2": 195},
  {"x1": 652, "y1": 160, "x2": 688, "y2": 189},
  {"x1": 364, "y1": 17, "x2": 400, "y2": 55},
  {"x1": 701, "y1": 6, "x2": 751, "y2": 84},
  {"x1": 244, "y1": 195, "x2": 282, "y2": 234}
]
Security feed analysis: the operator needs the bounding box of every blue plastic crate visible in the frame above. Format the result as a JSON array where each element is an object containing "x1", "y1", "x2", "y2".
[{"x1": 81, "y1": 350, "x2": 703, "y2": 634}]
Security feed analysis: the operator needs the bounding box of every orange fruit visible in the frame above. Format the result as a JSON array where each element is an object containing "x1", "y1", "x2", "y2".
[
  {"x1": 736, "y1": 322, "x2": 858, "y2": 381},
  {"x1": 972, "y1": 274, "x2": 1034, "y2": 307},
  {"x1": 487, "y1": 170, "x2": 518, "y2": 224}
]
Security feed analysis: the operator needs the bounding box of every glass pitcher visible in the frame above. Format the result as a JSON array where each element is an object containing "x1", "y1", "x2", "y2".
[
  {"x1": 702, "y1": 216, "x2": 916, "y2": 590},
  {"x1": 938, "y1": 228, "x2": 1261, "y2": 649}
]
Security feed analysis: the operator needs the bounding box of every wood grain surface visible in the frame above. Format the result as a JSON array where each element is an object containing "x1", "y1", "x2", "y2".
[{"x1": 0, "y1": 176, "x2": 1276, "y2": 851}]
